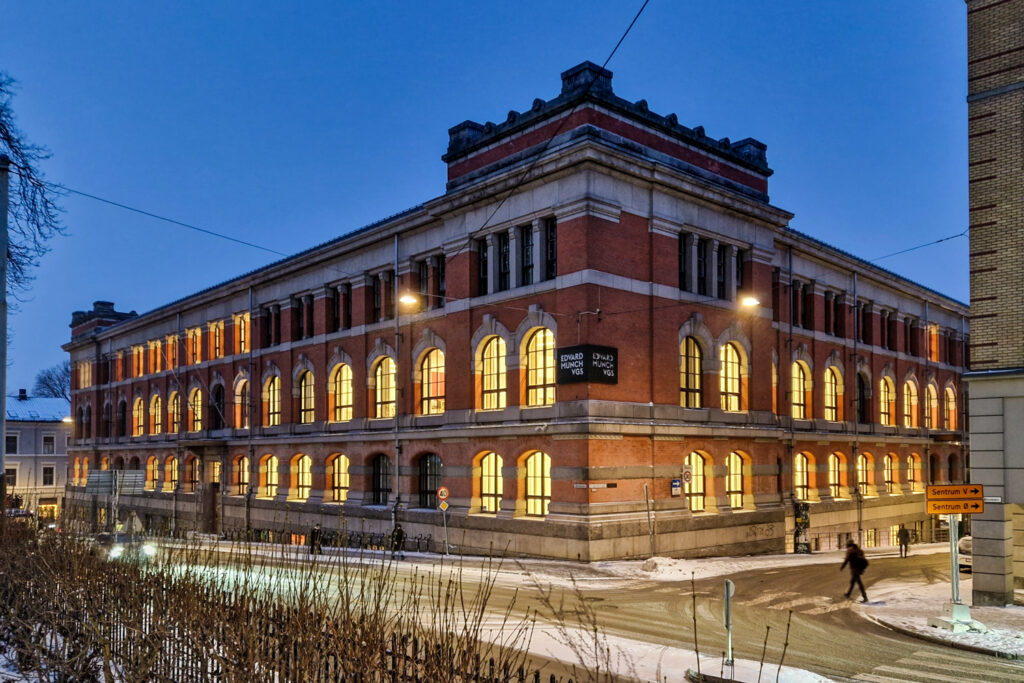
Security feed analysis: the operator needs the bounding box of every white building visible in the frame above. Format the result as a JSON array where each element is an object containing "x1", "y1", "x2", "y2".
[{"x1": 4, "y1": 389, "x2": 72, "y2": 520}]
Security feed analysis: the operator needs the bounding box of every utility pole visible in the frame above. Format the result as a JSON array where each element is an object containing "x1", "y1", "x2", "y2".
[{"x1": 0, "y1": 155, "x2": 9, "y2": 512}]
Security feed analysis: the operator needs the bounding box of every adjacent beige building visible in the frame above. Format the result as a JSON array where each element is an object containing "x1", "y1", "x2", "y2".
[{"x1": 966, "y1": 0, "x2": 1024, "y2": 605}]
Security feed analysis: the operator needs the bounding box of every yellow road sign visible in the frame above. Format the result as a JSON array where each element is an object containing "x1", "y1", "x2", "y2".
[
  {"x1": 926, "y1": 499, "x2": 984, "y2": 515},
  {"x1": 926, "y1": 484, "x2": 984, "y2": 500},
  {"x1": 439, "y1": 501, "x2": 449, "y2": 512}
]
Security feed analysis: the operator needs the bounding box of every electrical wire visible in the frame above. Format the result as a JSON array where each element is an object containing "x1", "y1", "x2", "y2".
[{"x1": 869, "y1": 228, "x2": 968, "y2": 263}]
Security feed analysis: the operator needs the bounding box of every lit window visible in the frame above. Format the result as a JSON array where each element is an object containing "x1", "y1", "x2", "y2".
[
  {"x1": 879, "y1": 377, "x2": 895, "y2": 426},
  {"x1": 298, "y1": 371, "x2": 315, "y2": 423},
  {"x1": 209, "y1": 321, "x2": 224, "y2": 359},
  {"x1": 373, "y1": 358, "x2": 396, "y2": 418},
  {"x1": 480, "y1": 337, "x2": 507, "y2": 411},
  {"x1": 263, "y1": 455, "x2": 279, "y2": 498},
  {"x1": 525, "y1": 328, "x2": 556, "y2": 407},
  {"x1": 146, "y1": 457, "x2": 159, "y2": 490},
  {"x1": 925, "y1": 385, "x2": 938, "y2": 429},
  {"x1": 884, "y1": 454, "x2": 896, "y2": 494},
  {"x1": 791, "y1": 362, "x2": 807, "y2": 419},
  {"x1": 720, "y1": 343, "x2": 741, "y2": 411},
  {"x1": 150, "y1": 395, "x2": 163, "y2": 434},
  {"x1": 908, "y1": 454, "x2": 921, "y2": 491},
  {"x1": 165, "y1": 457, "x2": 179, "y2": 491},
  {"x1": 330, "y1": 364, "x2": 353, "y2": 421},
  {"x1": 480, "y1": 452, "x2": 503, "y2": 513},
  {"x1": 902, "y1": 381, "x2": 918, "y2": 427},
  {"x1": 824, "y1": 367, "x2": 839, "y2": 421},
  {"x1": 726, "y1": 452, "x2": 744, "y2": 508},
  {"x1": 236, "y1": 456, "x2": 250, "y2": 495},
  {"x1": 944, "y1": 388, "x2": 957, "y2": 430},
  {"x1": 420, "y1": 349, "x2": 446, "y2": 415},
  {"x1": 188, "y1": 328, "x2": 202, "y2": 365},
  {"x1": 524, "y1": 451, "x2": 551, "y2": 517},
  {"x1": 794, "y1": 453, "x2": 809, "y2": 501},
  {"x1": 680, "y1": 337, "x2": 703, "y2": 408},
  {"x1": 235, "y1": 313, "x2": 251, "y2": 354},
  {"x1": 166, "y1": 335, "x2": 179, "y2": 368},
  {"x1": 264, "y1": 376, "x2": 281, "y2": 427},
  {"x1": 828, "y1": 453, "x2": 843, "y2": 498},
  {"x1": 294, "y1": 455, "x2": 311, "y2": 500},
  {"x1": 856, "y1": 454, "x2": 870, "y2": 496},
  {"x1": 188, "y1": 388, "x2": 203, "y2": 432},
  {"x1": 330, "y1": 454, "x2": 350, "y2": 502},
  {"x1": 236, "y1": 381, "x2": 250, "y2": 429},
  {"x1": 685, "y1": 452, "x2": 705, "y2": 511},
  {"x1": 132, "y1": 398, "x2": 145, "y2": 436},
  {"x1": 168, "y1": 392, "x2": 181, "y2": 432}
]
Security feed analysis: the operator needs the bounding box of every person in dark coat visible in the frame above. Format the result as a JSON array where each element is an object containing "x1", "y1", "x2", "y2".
[
  {"x1": 897, "y1": 524, "x2": 911, "y2": 558},
  {"x1": 309, "y1": 523, "x2": 322, "y2": 555},
  {"x1": 840, "y1": 540, "x2": 868, "y2": 602},
  {"x1": 391, "y1": 523, "x2": 406, "y2": 559}
]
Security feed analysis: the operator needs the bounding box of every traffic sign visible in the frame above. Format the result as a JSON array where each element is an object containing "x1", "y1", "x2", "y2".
[
  {"x1": 439, "y1": 501, "x2": 449, "y2": 512},
  {"x1": 437, "y1": 486, "x2": 450, "y2": 501},
  {"x1": 926, "y1": 499, "x2": 984, "y2": 515},
  {"x1": 681, "y1": 465, "x2": 692, "y2": 485},
  {"x1": 926, "y1": 484, "x2": 984, "y2": 500}
]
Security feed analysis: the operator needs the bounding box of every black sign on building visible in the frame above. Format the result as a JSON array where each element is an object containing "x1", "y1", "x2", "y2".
[{"x1": 557, "y1": 345, "x2": 618, "y2": 384}]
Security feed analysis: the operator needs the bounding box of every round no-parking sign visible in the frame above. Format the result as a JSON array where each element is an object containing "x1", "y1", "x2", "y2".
[{"x1": 437, "y1": 486, "x2": 450, "y2": 501}]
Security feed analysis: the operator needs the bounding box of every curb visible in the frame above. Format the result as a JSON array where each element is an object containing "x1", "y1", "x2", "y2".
[{"x1": 865, "y1": 613, "x2": 1022, "y2": 660}]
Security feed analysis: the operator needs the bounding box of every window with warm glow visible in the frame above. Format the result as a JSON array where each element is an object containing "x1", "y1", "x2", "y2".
[
  {"x1": 794, "y1": 453, "x2": 809, "y2": 501},
  {"x1": 925, "y1": 385, "x2": 938, "y2": 429},
  {"x1": 828, "y1": 453, "x2": 843, "y2": 498},
  {"x1": 685, "y1": 452, "x2": 705, "y2": 511},
  {"x1": 373, "y1": 358, "x2": 396, "y2": 418},
  {"x1": 169, "y1": 392, "x2": 181, "y2": 432},
  {"x1": 902, "y1": 382, "x2": 918, "y2": 427},
  {"x1": 294, "y1": 455, "x2": 311, "y2": 500},
  {"x1": 524, "y1": 451, "x2": 551, "y2": 516},
  {"x1": 791, "y1": 362, "x2": 808, "y2": 419},
  {"x1": 480, "y1": 451, "x2": 503, "y2": 513},
  {"x1": 420, "y1": 349, "x2": 446, "y2": 415},
  {"x1": 265, "y1": 376, "x2": 281, "y2": 427},
  {"x1": 720, "y1": 343, "x2": 741, "y2": 411},
  {"x1": 188, "y1": 328, "x2": 202, "y2": 365},
  {"x1": 298, "y1": 371, "x2": 315, "y2": 423},
  {"x1": 480, "y1": 337, "x2": 507, "y2": 410},
  {"x1": 235, "y1": 313, "x2": 251, "y2": 354},
  {"x1": 856, "y1": 454, "x2": 870, "y2": 496},
  {"x1": 330, "y1": 364, "x2": 353, "y2": 421},
  {"x1": 944, "y1": 387, "x2": 957, "y2": 430},
  {"x1": 189, "y1": 388, "x2": 203, "y2": 432},
  {"x1": 132, "y1": 398, "x2": 145, "y2": 436},
  {"x1": 525, "y1": 329, "x2": 556, "y2": 407},
  {"x1": 884, "y1": 454, "x2": 896, "y2": 494},
  {"x1": 824, "y1": 367, "x2": 839, "y2": 421},
  {"x1": 330, "y1": 454, "x2": 350, "y2": 502},
  {"x1": 150, "y1": 395, "x2": 162, "y2": 434},
  {"x1": 237, "y1": 456, "x2": 250, "y2": 495},
  {"x1": 680, "y1": 337, "x2": 703, "y2": 408},
  {"x1": 726, "y1": 452, "x2": 744, "y2": 508},
  {"x1": 264, "y1": 455, "x2": 278, "y2": 497},
  {"x1": 879, "y1": 377, "x2": 895, "y2": 426}
]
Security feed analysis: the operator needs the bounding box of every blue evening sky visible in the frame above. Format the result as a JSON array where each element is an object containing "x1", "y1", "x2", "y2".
[{"x1": 2, "y1": 2, "x2": 966, "y2": 395}]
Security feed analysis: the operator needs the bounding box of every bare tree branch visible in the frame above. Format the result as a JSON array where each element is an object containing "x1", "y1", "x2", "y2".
[
  {"x1": 33, "y1": 359, "x2": 70, "y2": 401},
  {"x1": 0, "y1": 72, "x2": 65, "y2": 296}
]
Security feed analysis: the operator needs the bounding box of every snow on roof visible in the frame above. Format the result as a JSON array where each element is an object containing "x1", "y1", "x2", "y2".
[{"x1": 5, "y1": 395, "x2": 71, "y2": 422}]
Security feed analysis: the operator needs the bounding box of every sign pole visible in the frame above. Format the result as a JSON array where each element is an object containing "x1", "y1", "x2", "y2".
[
  {"x1": 723, "y1": 579, "x2": 735, "y2": 667},
  {"x1": 442, "y1": 507, "x2": 449, "y2": 555},
  {"x1": 949, "y1": 513, "x2": 961, "y2": 605}
]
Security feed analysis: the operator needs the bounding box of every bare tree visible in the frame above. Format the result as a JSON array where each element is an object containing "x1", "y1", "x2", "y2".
[
  {"x1": 1, "y1": 72, "x2": 64, "y2": 294},
  {"x1": 33, "y1": 359, "x2": 70, "y2": 401}
]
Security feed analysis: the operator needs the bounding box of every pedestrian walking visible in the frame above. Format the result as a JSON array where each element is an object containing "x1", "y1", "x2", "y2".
[
  {"x1": 897, "y1": 524, "x2": 910, "y2": 558},
  {"x1": 840, "y1": 540, "x2": 868, "y2": 602},
  {"x1": 391, "y1": 523, "x2": 406, "y2": 559},
  {"x1": 309, "y1": 523, "x2": 322, "y2": 555}
]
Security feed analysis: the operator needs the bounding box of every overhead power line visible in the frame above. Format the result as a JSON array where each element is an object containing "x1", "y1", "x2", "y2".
[{"x1": 870, "y1": 228, "x2": 969, "y2": 263}]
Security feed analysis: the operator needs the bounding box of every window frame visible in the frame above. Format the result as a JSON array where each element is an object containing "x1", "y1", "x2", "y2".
[
  {"x1": 525, "y1": 328, "x2": 556, "y2": 407},
  {"x1": 524, "y1": 451, "x2": 551, "y2": 517},
  {"x1": 373, "y1": 358, "x2": 397, "y2": 419},
  {"x1": 685, "y1": 451, "x2": 705, "y2": 511},
  {"x1": 726, "y1": 452, "x2": 744, "y2": 508},
  {"x1": 480, "y1": 337, "x2": 507, "y2": 411},
  {"x1": 794, "y1": 453, "x2": 809, "y2": 501},
  {"x1": 298, "y1": 371, "x2": 315, "y2": 424},
  {"x1": 418, "y1": 453, "x2": 443, "y2": 508},
  {"x1": 720, "y1": 343, "x2": 742, "y2": 411},
  {"x1": 419, "y1": 349, "x2": 446, "y2": 416},
  {"x1": 480, "y1": 451, "x2": 503, "y2": 513},
  {"x1": 331, "y1": 364, "x2": 354, "y2": 422},
  {"x1": 680, "y1": 337, "x2": 703, "y2": 409}
]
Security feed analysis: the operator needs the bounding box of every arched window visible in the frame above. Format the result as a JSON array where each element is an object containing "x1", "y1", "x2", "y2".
[
  {"x1": 373, "y1": 358, "x2": 396, "y2": 419},
  {"x1": 794, "y1": 453, "x2": 809, "y2": 501},
  {"x1": 418, "y1": 453, "x2": 443, "y2": 508},
  {"x1": 680, "y1": 337, "x2": 703, "y2": 408},
  {"x1": 293, "y1": 454, "x2": 311, "y2": 500},
  {"x1": 480, "y1": 337, "x2": 507, "y2": 411},
  {"x1": 81, "y1": 459, "x2": 89, "y2": 484},
  {"x1": 524, "y1": 451, "x2": 551, "y2": 516},
  {"x1": 726, "y1": 452, "x2": 744, "y2": 508},
  {"x1": 146, "y1": 456, "x2": 159, "y2": 491},
  {"x1": 879, "y1": 378, "x2": 895, "y2": 426},
  {"x1": 479, "y1": 452, "x2": 503, "y2": 513},
  {"x1": 791, "y1": 362, "x2": 808, "y2": 419},
  {"x1": 685, "y1": 452, "x2": 705, "y2": 511},
  {"x1": 187, "y1": 457, "x2": 201, "y2": 492},
  {"x1": 371, "y1": 454, "x2": 392, "y2": 505},
  {"x1": 883, "y1": 454, "x2": 896, "y2": 494},
  {"x1": 419, "y1": 350, "x2": 446, "y2": 415},
  {"x1": 902, "y1": 381, "x2": 918, "y2": 428},
  {"x1": 188, "y1": 388, "x2": 203, "y2": 432},
  {"x1": 166, "y1": 395, "x2": 178, "y2": 434},
  {"x1": 925, "y1": 384, "x2": 938, "y2": 429},
  {"x1": 236, "y1": 380, "x2": 250, "y2": 429},
  {"x1": 236, "y1": 456, "x2": 250, "y2": 495},
  {"x1": 329, "y1": 454, "x2": 349, "y2": 502},
  {"x1": 720, "y1": 343, "x2": 741, "y2": 411},
  {"x1": 262, "y1": 455, "x2": 279, "y2": 498},
  {"x1": 330, "y1": 364, "x2": 353, "y2": 421},
  {"x1": 828, "y1": 453, "x2": 843, "y2": 498},
  {"x1": 525, "y1": 329, "x2": 556, "y2": 407},
  {"x1": 132, "y1": 398, "x2": 145, "y2": 436},
  {"x1": 211, "y1": 384, "x2": 226, "y2": 430},
  {"x1": 908, "y1": 453, "x2": 921, "y2": 492},
  {"x1": 264, "y1": 376, "x2": 281, "y2": 427},
  {"x1": 150, "y1": 395, "x2": 163, "y2": 434},
  {"x1": 165, "y1": 457, "x2": 179, "y2": 491},
  {"x1": 298, "y1": 371, "x2": 315, "y2": 424},
  {"x1": 856, "y1": 375, "x2": 870, "y2": 424},
  {"x1": 856, "y1": 453, "x2": 870, "y2": 496},
  {"x1": 824, "y1": 367, "x2": 839, "y2": 421},
  {"x1": 944, "y1": 387, "x2": 957, "y2": 430}
]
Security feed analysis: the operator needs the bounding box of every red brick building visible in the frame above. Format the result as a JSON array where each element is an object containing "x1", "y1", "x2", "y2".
[{"x1": 64, "y1": 63, "x2": 967, "y2": 560}]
